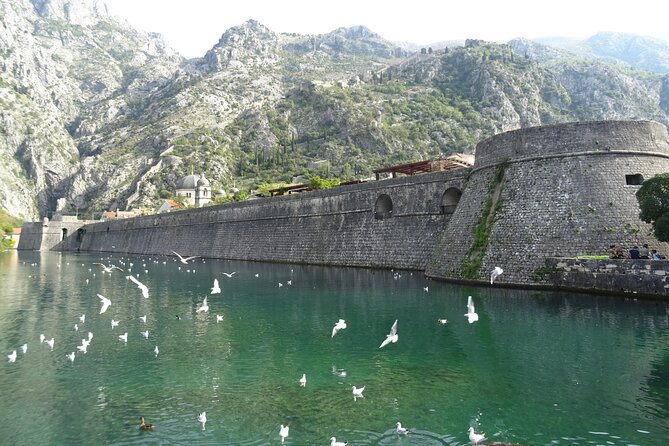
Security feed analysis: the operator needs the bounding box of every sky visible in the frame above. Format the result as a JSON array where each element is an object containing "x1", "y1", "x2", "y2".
[{"x1": 105, "y1": 0, "x2": 669, "y2": 59}]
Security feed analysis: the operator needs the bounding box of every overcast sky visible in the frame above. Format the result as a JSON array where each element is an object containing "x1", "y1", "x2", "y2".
[{"x1": 106, "y1": 0, "x2": 669, "y2": 58}]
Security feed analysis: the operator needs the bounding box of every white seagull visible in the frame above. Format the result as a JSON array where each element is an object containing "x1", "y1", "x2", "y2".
[
  {"x1": 141, "y1": 330, "x2": 149, "y2": 338},
  {"x1": 196, "y1": 297, "x2": 209, "y2": 313},
  {"x1": 154, "y1": 345, "x2": 159, "y2": 356},
  {"x1": 216, "y1": 314, "x2": 224, "y2": 323},
  {"x1": 45, "y1": 338, "x2": 55, "y2": 351},
  {"x1": 77, "y1": 343, "x2": 88, "y2": 354},
  {"x1": 139, "y1": 315, "x2": 147, "y2": 323},
  {"x1": 74, "y1": 323, "x2": 79, "y2": 332},
  {"x1": 438, "y1": 319, "x2": 448, "y2": 325},
  {"x1": 490, "y1": 266, "x2": 503, "y2": 284},
  {"x1": 468, "y1": 427, "x2": 486, "y2": 444},
  {"x1": 172, "y1": 251, "x2": 199, "y2": 264},
  {"x1": 98, "y1": 294, "x2": 112, "y2": 314},
  {"x1": 465, "y1": 296, "x2": 479, "y2": 324},
  {"x1": 79, "y1": 314, "x2": 86, "y2": 324},
  {"x1": 379, "y1": 319, "x2": 398, "y2": 348},
  {"x1": 210, "y1": 279, "x2": 221, "y2": 294},
  {"x1": 118, "y1": 332, "x2": 128, "y2": 343},
  {"x1": 330, "y1": 436, "x2": 348, "y2": 446},
  {"x1": 395, "y1": 422, "x2": 410, "y2": 435},
  {"x1": 93, "y1": 263, "x2": 123, "y2": 273},
  {"x1": 352, "y1": 385, "x2": 365, "y2": 399},
  {"x1": 331, "y1": 319, "x2": 347, "y2": 338},
  {"x1": 66, "y1": 352, "x2": 75, "y2": 362},
  {"x1": 280, "y1": 424, "x2": 289, "y2": 444},
  {"x1": 40, "y1": 334, "x2": 45, "y2": 344},
  {"x1": 126, "y1": 275, "x2": 149, "y2": 299},
  {"x1": 222, "y1": 272, "x2": 237, "y2": 278},
  {"x1": 8, "y1": 350, "x2": 17, "y2": 363},
  {"x1": 299, "y1": 373, "x2": 306, "y2": 387},
  {"x1": 111, "y1": 319, "x2": 120, "y2": 329},
  {"x1": 197, "y1": 411, "x2": 207, "y2": 430},
  {"x1": 21, "y1": 344, "x2": 27, "y2": 354}
]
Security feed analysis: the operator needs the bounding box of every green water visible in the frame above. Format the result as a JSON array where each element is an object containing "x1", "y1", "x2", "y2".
[{"x1": 0, "y1": 251, "x2": 667, "y2": 446}]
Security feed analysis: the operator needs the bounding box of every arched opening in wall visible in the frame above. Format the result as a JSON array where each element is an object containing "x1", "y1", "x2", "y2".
[
  {"x1": 374, "y1": 194, "x2": 393, "y2": 220},
  {"x1": 441, "y1": 187, "x2": 462, "y2": 215},
  {"x1": 76, "y1": 228, "x2": 86, "y2": 242},
  {"x1": 625, "y1": 174, "x2": 644, "y2": 185},
  {"x1": 61, "y1": 228, "x2": 68, "y2": 241}
]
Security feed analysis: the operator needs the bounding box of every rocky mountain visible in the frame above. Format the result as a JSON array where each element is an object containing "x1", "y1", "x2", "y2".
[{"x1": 1, "y1": 0, "x2": 669, "y2": 220}]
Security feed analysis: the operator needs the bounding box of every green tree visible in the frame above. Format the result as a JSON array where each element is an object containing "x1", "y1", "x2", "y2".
[{"x1": 636, "y1": 173, "x2": 669, "y2": 242}]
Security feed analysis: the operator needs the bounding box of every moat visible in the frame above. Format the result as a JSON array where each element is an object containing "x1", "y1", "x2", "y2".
[{"x1": 1, "y1": 251, "x2": 667, "y2": 445}]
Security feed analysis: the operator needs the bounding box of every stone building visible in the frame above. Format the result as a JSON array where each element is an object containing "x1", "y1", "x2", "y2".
[{"x1": 175, "y1": 173, "x2": 211, "y2": 207}]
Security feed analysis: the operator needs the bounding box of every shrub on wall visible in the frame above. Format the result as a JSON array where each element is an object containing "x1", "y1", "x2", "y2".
[{"x1": 636, "y1": 173, "x2": 669, "y2": 242}]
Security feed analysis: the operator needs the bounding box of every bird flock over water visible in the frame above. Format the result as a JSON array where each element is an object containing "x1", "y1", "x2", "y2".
[{"x1": 5, "y1": 253, "x2": 509, "y2": 445}]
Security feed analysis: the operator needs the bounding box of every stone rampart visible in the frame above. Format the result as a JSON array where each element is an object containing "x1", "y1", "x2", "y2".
[
  {"x1": 546, "y1": 257, "x2": 669, "y2": 298},
  {"x1": 18, "y1": 220, "x2": 91, "y2": 251},
  {"x1": 72, "y1": 170, "x2": 467, "y2": 270},
  {"x1": 426, "y1": 120, "x2": 669, "y2": 286}
]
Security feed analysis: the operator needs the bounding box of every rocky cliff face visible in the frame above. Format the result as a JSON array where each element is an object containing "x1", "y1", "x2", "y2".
[{"x1": 1, "y1": 0, "x2": 668, "y2": 220}]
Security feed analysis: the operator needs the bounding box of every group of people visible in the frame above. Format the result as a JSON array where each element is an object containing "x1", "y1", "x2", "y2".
[{"x1": 609, "y1": 243, "x2": 663, "y2": 260}]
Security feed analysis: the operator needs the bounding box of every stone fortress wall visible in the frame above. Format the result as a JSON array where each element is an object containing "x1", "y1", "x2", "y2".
[
  {"x1": 19, "y1": 120, "x2": 669, "y2": 297},
  {"x1": 426, "y1": 120, "x2": 669, "y2": 286},
  {"x1": 68, "y1": 169, "x2": 468, "y2": 271}
]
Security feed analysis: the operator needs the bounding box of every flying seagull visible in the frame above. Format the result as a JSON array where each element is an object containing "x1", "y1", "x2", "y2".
[
  {"x1": 118, "y1": 332, "x2": 128, "y2": 343},
  {"x1": 66, "y1": 352, "x2": 76, "y2": 362},
  {"x1": 126, "y1": 275, "x2": 149, "y2": 299},
  {"x1": 98, "y1": 294, "x2": 111, "y2": 314},
  {"x1": 45, "y1": 337, "x2": 55, "y2": 351},
  {"x1": 20, "y1": 344, "x2": 27, "y2": 354},
  {"x1": 216, "y1": 314, "x2": 224, "y2": 323},
  {"x1": 210, "y1": 279, "x2": 221, "y2": 294},
  {"x1": 196, "y1": 297, "x2": 209, "y2": 313},
  {"x1": 93, "y1": 263, "x2": 123, "y2": 273},
  {"x1": 172, "y1": 251, "x2": 199, "y2": 264},
  {"x1": 299, "y1": 373, "x2": 306, "y2": 387},
  {"x1": 141, "y1": 330, "x2": 149, "y2": 338},
  {"x1": 111, "y1": 319, "x2": 120, "y2": 329},
  {"x1": 139, "y1": 315, "x2": 147, "y2": 323},
  {"x1": 8, "y1": 350, "x2": 17, "y2": 363},
  {"x1": 490, "y1": 266, "x2": 503, "y2": 284},
  {"x1": 465, "y1": 296, "x2": 479, "y2": 324},
  {"x1": 154, "y1": 345, "x2": 159, "y2": 356},
  {"x1": 222, "y1": 272, "x2": 237, "y2": 278},
  {"x1": 379, "y1": 319, "x2": 398, "y2": 348},
  {"x1": 331, "y1": 319, "x2": 347, "y2": 338}
]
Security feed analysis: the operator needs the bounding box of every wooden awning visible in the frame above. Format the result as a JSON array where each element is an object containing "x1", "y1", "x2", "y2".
[{"x1": 372, "y1": 154, "x2": 474, "y2": 180}]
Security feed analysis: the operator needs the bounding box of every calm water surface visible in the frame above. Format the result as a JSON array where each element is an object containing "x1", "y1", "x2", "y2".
[{"x1": 0, "y1": 251, "x2": 667, "y2": 446}]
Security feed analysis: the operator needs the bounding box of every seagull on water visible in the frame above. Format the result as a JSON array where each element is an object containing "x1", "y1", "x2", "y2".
[
  {"x1": 299, "y1": 373, "x2": 306, "y2": 387},
  {"x1": 172, "y1": 251, "x2": 199, "y2": 264},
  {"x1": 40, "y1": 334, "x2": 45, "y2": 344},
  {"x1": 77, "y1": 343, "x2": 88, "y2": 354},
  {"x1": 139, "y1": 315, "x2": 147, "y2": 323},
  {"x1": 154, "y1": 345, "x2": 159, "y2": 356},
  {"x1": 196, "y1": 297, "x2": 209, "y2": 313},
  {"x1": 210, "y1": 279, "x2": 221, "y2": 294},
  {"x1": 216, "y1": 314, "x2": 224, "y2": 323},
  {"x1": 280, "y1": 424, "x2": 289, "y2": 443},
  {"x1": 490, "y1": 266, "x2": 503, "y2": 284},
  {"x1": 111, "y1": 319, "x2": 120, "y2": 329},
  {"x1": 98, "y1": 294, "x2": 112, "y2": 314},
  {"x1": 222, "y1": 272, "x2": 236, "y2": 278},
  {"x1": 465, "y1": 296, "x2": 479, "y2": 324},
  {"x1": 331, "y1": 365, "x2": 347, "y2": 377},
  {"x1": 197, "y1": 412, "x2": 207, "y2": 430},
  {"x1": 79, "y1": 314, "x2": 86, "y2": 323},
  {"x1": 330, "y1": 436, "x2": 348, "y2": 446},
  {"x1": 379, "y1": 319, "x2": 398, "y2": 348},
  {"x1": 8, "y1": 350, "x2": 17, "y2": 363},
  {"x1": 352, "y1": 385, "x2": 365, "y2": 399},
  {"x1": 438, "y1": 319, "x2": 448, "y2": 325},
  {"x1": 21, "y1": 344, "x2": 27, "y2": 354},
  {"x1": 66, "y1": 352, "x2": 75, "y2": 362},
  {"x1": 45, "y1": 338, "x2": 55, "y2": 351},
  {"x1": 126, "y1": 275, "x2": 149, "y2": 298},
  {"x1": 74, "y1": 323, "x2": 79, "y2": 332},
  {"x1": 331, "y1": 319, "x2": 347, "y2": 338},
  {"x1": 141, "y1": 330, "x2": 149, "y2": 338},
  {"x1": 395, "y1": 422, "x2": 410, "y2": 435},
  {"x1": 118, "y1": 332, "x2": 128, "y2": 343},
  {"x1": 468, "y1": 427, "x2": 486, "y2": 444},
  {"x1": 93, "y1": 263, "x2": 123, "y2": 273}
]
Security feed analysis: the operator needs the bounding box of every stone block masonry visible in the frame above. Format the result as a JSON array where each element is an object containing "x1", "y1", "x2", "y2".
[
  {"x1": 426, "y1": 120, "x2": 669, "y2": 287},
  {"x1": 70, "y1": 169, "x2": 467, "y2": 271}
]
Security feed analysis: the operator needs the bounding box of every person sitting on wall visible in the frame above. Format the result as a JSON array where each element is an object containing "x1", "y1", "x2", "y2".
[
  {"x1": 609, "y1": 245, "x2": 625, "y2": 259},
  {"x1": 638, "y1": 243, "x2": 650, "y2": 259},
  {"x1": 629, "y1": 246, "x2": 640, "y2": 259},
  {"x1": 651, "y1": 249, "x2": 662, "y2": 260}
]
